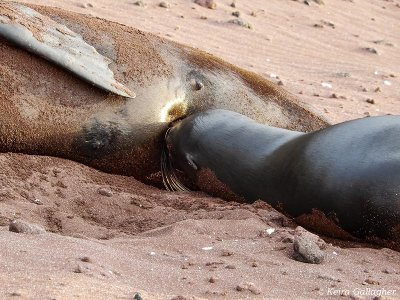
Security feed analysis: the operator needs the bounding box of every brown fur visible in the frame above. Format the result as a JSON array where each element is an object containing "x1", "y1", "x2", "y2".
[{"x1": 0, "y1": 3, "x2": 329, "y2": 185}]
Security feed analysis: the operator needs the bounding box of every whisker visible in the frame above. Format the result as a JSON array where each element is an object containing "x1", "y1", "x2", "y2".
[{"x1": 161, "y1": 128, "x2": 190, "y2": 192}]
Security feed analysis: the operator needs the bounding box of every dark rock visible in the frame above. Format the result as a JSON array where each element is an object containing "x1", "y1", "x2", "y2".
[
  {"x1": 159, "y1": 1, "x2": 170, "y2": 8},
  {"x1": 232, "y1": 11, "x2": 240, "y2": 17},
  {"x1": 366, "y1": 98, "x2": 375, "y2": 104},
  {"x1": 133, "y1": 292, "x2": 143, "y2": 300}
]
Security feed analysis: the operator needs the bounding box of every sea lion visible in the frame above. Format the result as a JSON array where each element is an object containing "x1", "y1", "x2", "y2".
[
  {"x1": 165, "y1": 109, "x2": 400, "y2": 243},
  {"x1": 0, "y1": 2, "x2": 327, "y2": 186}
]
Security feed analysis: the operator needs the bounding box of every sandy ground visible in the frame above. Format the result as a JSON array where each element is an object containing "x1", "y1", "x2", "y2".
[
  {"x1": 1, "y1": 0, "x2": 400, "y2": 299},
  {"x1": 1, "y1": 153, "x2": 400, "y2": 300}
]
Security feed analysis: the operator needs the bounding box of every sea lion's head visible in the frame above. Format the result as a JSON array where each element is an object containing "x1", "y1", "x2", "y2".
[
  {"x1": 162, "y1": 109, "x2": 251, "y2": 203},
  {"x1": 162, "y1": 111, "x2": 213, "y2": 191},
  {"x1": 163, "y1": 109, "x2": 241, "y2": 189},
  {"x1": 167, "y1": 121, "x2": 198, "y2": 170}
]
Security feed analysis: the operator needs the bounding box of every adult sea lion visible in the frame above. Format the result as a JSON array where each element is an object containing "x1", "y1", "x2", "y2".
[
  {"x1": 165, "y1": 109, "x2": 400, "y2": 244},
  {"x1": 0, "y1": 2, "x2": 327, "y2": 186}
]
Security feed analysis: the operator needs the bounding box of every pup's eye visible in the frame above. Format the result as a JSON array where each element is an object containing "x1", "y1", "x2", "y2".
[{"x1": 186, "y1": 154, "x2": 198, "y2": 170}]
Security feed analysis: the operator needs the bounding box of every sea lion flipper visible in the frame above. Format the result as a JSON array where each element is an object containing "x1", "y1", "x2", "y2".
[{"x1": 0, "y1": 2, "x2": 135, "y2": 98}]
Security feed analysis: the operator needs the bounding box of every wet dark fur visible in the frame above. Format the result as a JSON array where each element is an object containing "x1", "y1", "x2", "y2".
[{"x1": 167, "y1": 109, "x2": 400, "y2": 242}]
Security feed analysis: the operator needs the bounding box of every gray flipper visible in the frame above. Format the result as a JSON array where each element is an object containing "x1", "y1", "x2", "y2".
[{"x1": 0, "y1": 2, "x2": 135, "y2": 98}]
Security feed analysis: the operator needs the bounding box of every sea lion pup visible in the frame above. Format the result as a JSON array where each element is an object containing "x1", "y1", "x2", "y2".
[{"x1": 165, "y1": 109, "x2": 400, "y2": 243}]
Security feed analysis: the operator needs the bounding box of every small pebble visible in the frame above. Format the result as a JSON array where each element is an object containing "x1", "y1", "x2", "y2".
[
  {"x1": 304, "y1": 0, "x2": 325, "y2": 5},
  {"x1": 194, "y1": 0, "x2": 216, "y2": 9},
  {"x1": 80, "y1": 3, "x2": 94, "y2": 8},
  {"x1": 9, "y1": 220, "x2": 46, "y2": 234},
  {"x1": 321, "y1": 20, "x2": 335, "y2": 28},
  {"x1": 321, "y1": 82, "x2": 332, "y2": 88},
  {"x1": 225, "y1": 264, "x2": 236, "y2": 269},
  {"x1": 80, "y1": 256, "x2": 92, "y2": 263},
  {"x1": 366, "y1": 98, "x2": 375, "y2": 104},
  {"x1": 373, "y1": 40, "x2": 394, "y2": 47},
  {"x1": 159, "y1": 1, "x2": 170, "y2": 8},
  {"x1": 222, "y1": 249, "x2": 233, "y2": 256},
  {"x1": 363, "y1": 47, "x2": 378, "y2": 54},
  {"x1": 364, "y1": 278, "x2": 380, "y2": 285},
  {"x1": 232, "y1": 11, "x2": 240, "y2": 17},
  {"x1": 317, "y1": 274, "x2": 341, "y2": 282},
  {"x1": 228, "y1": 18, "x2": 252, "y2": 29},
  {"x1": 98, "y1": 188, "x2": 113, "y2": 197},
  {"x1": 336, "y1": 72, "x2": 350, "y2": 78},
  {"x1": 133, "y1": 0, "x2": 146, "y2": 7},
  {"x1": 73, "y1": 265, "x2": 83, "y2": 273},
  {"x1": 236, "y1": 282, "x2": 261, "y2": 295},
  {"x1": 293, "y1": 235, "x2": 325, "y2": 264},
  {"x1": 31, "y1": 198, "x2": 43, "y2": 205},
  {"x1": 170, "y1": 296, "x2": 187, "y2": 300},
  {"x1": 133, "y1": 292, "x2": 143, "y2": 300},
  {"x1": 266, "y1": 228, "x2": 276, "y2": 235},
  {"x1": 383, "y1": 80, "x2": 392, "y2": 86}
]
